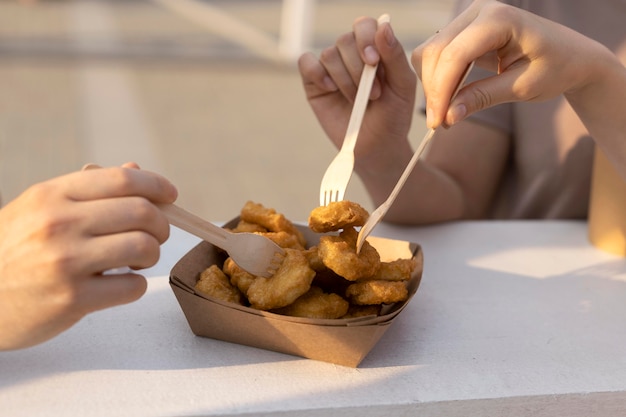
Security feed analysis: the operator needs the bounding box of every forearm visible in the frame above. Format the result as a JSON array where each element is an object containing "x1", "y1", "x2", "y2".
[
  {"x1": 354, "y1": 140, "x2": 466, "y2": 224},
  {"x1": 565, "y1": 50, "x2": 626, "y2": 179}
]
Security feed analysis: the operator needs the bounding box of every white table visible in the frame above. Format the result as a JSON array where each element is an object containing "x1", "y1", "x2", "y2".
[{"x1": 2, "y1": 220, "x2": 626, "y2": 416}]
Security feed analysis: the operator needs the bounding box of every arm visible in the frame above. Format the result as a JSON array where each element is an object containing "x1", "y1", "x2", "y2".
[
  {"x1": 0, "y1": 164, "x2": 177, "y2": 350},
  {"x1": 564, "y1": 55, "x2": 626, "y2": 178}
]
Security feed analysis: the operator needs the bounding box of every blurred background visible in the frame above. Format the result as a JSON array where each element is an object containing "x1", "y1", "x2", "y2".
[{"x1": 0, "y1": 0, "x2": 454, "y2": 222}]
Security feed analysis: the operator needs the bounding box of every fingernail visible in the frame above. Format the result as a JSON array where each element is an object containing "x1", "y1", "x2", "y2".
[
  {"x1": 82, "y1": 163, "x2": 100, "y2": 171},
  {"x1": 363, "y1": 45, "x2": 379, "y2": 65},
  {"x1": 323, "y1": 76, "x2": 338, "y2": 91},
  {"x1": 383, "y1": 24, "x2": 396, "y2": 47},
  {"x1": 447, "y1": 103, "x2": 467, "y2": 125}
]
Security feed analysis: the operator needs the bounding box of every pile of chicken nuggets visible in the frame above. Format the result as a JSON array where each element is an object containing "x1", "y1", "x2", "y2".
[{"x1": 194, "y1": 200, "x2": 418, "y2": 319}]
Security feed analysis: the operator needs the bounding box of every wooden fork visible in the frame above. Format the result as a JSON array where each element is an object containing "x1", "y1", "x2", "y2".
[
  {"x1": 356, "y1": 61, "x2": 476, "y2": 253},
  {"x1": 159, "y1": 204, "x2": 285, "y2": 278},
  {"x1": 318, "y1": 13, "x2": 390, "y2": 206}
]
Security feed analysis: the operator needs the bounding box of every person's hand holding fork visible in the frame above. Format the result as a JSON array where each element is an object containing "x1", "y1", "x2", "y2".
[
  {"x1": 0, "y1": 163, "x2": 177, "y2": 350},
  {"x1": 413, "y1": 0, "x2": 626, "y2": 179},
  {"x1": 298, "y1": 16, "x2": 418, "y2": 208}
]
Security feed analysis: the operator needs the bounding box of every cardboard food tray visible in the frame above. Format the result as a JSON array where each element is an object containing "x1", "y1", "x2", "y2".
[{"x1": 170, "y1": 218, "x2": 424, "y2": 367}]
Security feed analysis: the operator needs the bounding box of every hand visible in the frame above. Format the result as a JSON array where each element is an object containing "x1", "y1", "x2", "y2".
[
  {"x1": 412, "y1": 0, "x2": 614, "y2": 128},
  {"x1": 298, "y1": 17, "x2": 417, "y2": 168},
  {"x1": 0, "y1": 164, "x2": 177, "y2": 350}
]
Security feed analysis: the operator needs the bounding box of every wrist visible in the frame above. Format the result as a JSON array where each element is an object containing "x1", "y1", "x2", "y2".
[
  {"x1": 564, "y1": 41, "x2": 621, "y2": 101},
  {"x1": 355, "y1": 138, "x2": 413, "y2": 180}
]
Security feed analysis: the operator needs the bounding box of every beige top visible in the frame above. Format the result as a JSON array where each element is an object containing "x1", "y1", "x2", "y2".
[{"x1": 452, "y1": 0, "x2": 626, "y2": 219}]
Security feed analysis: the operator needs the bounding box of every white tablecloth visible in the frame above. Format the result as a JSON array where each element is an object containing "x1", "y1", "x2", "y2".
[{"x1": 2, "y1": 221, "x2": 626, "y2": 416}]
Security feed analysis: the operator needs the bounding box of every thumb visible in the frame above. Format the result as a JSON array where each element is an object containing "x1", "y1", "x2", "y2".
[{"x1": 445, "y1": 69, "x2": 524, "y2": 126}]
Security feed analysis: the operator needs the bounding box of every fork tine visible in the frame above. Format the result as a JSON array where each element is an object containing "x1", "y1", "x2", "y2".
[
  {"x1": 266, "y1": 250, "x2": 286, "y2": 276},
  {"x1": 323, "y1": 189, "x2": 340, "y2": 206}
]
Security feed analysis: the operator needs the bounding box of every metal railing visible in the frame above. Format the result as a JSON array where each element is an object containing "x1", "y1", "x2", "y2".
[{"x1": 152, "y1": 0, "x2": 315, "y2": 64}]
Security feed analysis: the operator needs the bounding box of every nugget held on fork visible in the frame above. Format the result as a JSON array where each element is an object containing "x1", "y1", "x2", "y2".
[{"x1": 308, "y1": 200, "x2": 369, "y2": 233}]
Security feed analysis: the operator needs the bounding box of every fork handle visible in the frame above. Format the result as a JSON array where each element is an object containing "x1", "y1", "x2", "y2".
[
  {"x1": 341, "y1": 14, "x2": 390, "y2": 154},
  {"x1": 157, "y1": 203, "x2": 229, "y2": 248}
]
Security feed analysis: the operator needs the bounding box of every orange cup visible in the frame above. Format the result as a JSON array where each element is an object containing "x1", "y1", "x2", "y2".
[{"x1": 588, "y1": 147, "x2": 626, "y2": 256}]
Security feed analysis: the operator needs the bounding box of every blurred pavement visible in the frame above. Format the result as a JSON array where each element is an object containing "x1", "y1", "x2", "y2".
[{"x1": 0, "y1": 0, "x2": 454, "y2": 221}]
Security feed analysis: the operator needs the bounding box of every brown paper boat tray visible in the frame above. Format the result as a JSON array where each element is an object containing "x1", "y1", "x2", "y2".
[{"x1": 170, "y1": 218, "x2": 423, "y2": 367}]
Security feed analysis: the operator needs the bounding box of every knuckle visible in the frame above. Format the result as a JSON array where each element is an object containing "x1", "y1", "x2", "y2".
[
  {"x1": 335, "y1": 32, "x2": 356, "y2": 50},
  {"x1": 438, "y1": 44, "x2": 467, "y2": 68},
  {"x1": 108, "y1": 167, "x2": 136, "y2": 194},
  {"x1": 129, "y1": 233, "x2": 161, "y2": 266},
  {"x1": 54, "y1": 284, "x2": 82, "y2": 310},
  {"x1": 420, "y1": 41, "x2": 443, "y2": 62},
  {"x1": 469, "y1": 87, "x2": 494, "y2": 111},
  {"x1": 24, "y1": 181, "x2": 58, "y2": 206},
  {"x1": 319, "y1": 45, "x2": 339, "y2": 65},
  {"x1": 487, "y1": 2, "x2": 518, "y2": 22},
  {"x1": 353, "y1": 15, "x2": 373, "y2": 26},
  {"x1": 35, "y1": 208, "x2": 75, "y2": 241},
  {"x1": 409, "y1": 49, "x2": 423, "y2": 77},
  {"x1": 126, "y1": 198, "x2": 169, "y2": 242},
  {"x1": 127, "y1": 197, "x2": 155, "y2": 221},
  {"x1": 511, "y1": 73, "x2": 542, "y2": 101}
]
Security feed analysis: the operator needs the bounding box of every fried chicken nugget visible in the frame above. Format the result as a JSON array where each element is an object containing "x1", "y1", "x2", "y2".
[
  {"x1": 246, "y1": 248, "x2": 315, "y2": 310},
  {"x1": 308, "y1": 200, "x2": 369, "y2": 233},
  {"x1": 311, "y1": 267, "x2": 351, "y2": 295},
  {"x1": 241, "y1": 201, "x2": 306, "y2": 247},
  {"x1": 195, "y1": 264, "x2": 244, "y2": 305},
  {"x1": 261, "y1": 231, "x2": 306, "y2": 250},
  {"x1": 303, "y1": 246, "x2": 326, "y2": 272},
  {"x1": 230, "y1": 220, "x2": 268, "y2": 234},
  {"x1": 345, "y1": 280, "x2": 409, "y2": 305},
  {"x1": 318, "y1": 227, "x2": 380, "y2": 281},
  {"x1": 370, "y1": 258, "x2": 418, "y2": 281},
  {"x1": 223, "y1": 257, "x2": 256, "y2": 295},
  {"x1": 273, "y1": 286, "x2": 349, "y2": 319}
]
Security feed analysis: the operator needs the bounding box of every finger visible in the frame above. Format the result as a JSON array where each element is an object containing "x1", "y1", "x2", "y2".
[
  {"x1": 319, "y1": 42, "x2": 360, "y2": 102},
  {"x1": 121, "y1": 161, "x2": 141, "y2": 169},
  {"x1": 410, "y1": 39, "x2": 429, "y2": 82},
  {"x1": 417, "y1": 12, "x2": 474, "y2": 95},
  {"x1": 427, "y1": 23, "x2": 509, "y2": 127},
  {"x1": 297, "y1": 51, "x2": 338, "y2": 96},
  {"x1": 64, "y1": 167, "x2": 178, "y2": 203},
  {"x1": 374, "y1": 22, "x2": 416, "y2": 97},
  {"x1": 445, "y1": 66, "x2": 528, "y2": 126},
  {"x1": 83, "y1": 162, "x2": 141, "y2": 170},
  {"x1": 79, "y1": 273, "x2": 148, "y2": 313},
  {"x1": 335, "y1": 31, "x2": 368, "y2": 86},
  {"x1": 78, "y1": 196, "x2": 171, "y2": 243},
  {"x1": 352, "y1": 16, "x2": 380, "y2": 66},
  {"x1": 421, "y1": 12, "x2": 518, "y2": 128},
  {"x1": 78, "y1": 231, "x2": 163, "y2": 273}
]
